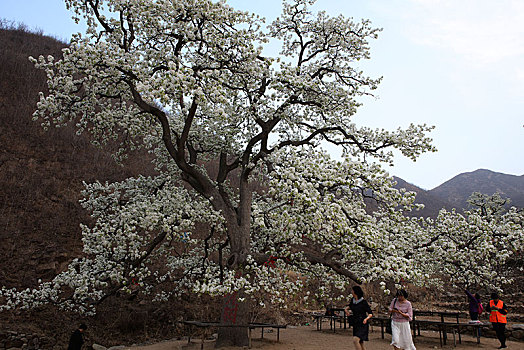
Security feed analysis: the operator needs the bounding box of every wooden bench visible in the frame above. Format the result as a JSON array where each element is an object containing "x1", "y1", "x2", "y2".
[
  {"x1": 371, "y1": 312, "x2": 484, "y2": 347},
  {"x1": 413, "y1": 311, "x2": 459, "y2": 334},
  {"x1": 443, "y1": 322, "x2": 484, "y2": 346},
  {"x1": 313, "y1": 308, "x2": 349, "y2": 332},
  {"x1": 182, "y1": 320, "x2": 286, "y2": 349},
  {"x1": 249, "y1": 322, "x2": 287, "y2": 343},
  {"x1": 369, "y1": 315, "x2": 390, "y2": 339},
  {"x1": 412, "y1": 310, "x2": 459, "y2": 344}
]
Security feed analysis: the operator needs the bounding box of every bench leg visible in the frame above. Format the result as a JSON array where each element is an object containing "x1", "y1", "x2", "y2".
[
  {"x1": 277, "y1": 328, "x2": 280, "y2": 342},
  {"x1": 249, "y1": 328, "x2": 252, "y2": 349},
  {"x1": 261, "y1": 327, "x2": 264, "y2": 339},
  {"x1": 476, "y1": 326, "x2": 481, "y2": 344}
]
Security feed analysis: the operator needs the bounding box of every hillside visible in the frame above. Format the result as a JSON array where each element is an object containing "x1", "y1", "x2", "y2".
[
  {"x1": 0, "y1": 24, "x2": 82, "y2": 288},
  {"x1": 0, "y1": 23, "x2": 189, "y2": 348},
  {"x1": 0, "y1": 23, "x2": 152, "y2": 290},
  {"x1": 429, "y1": 169, "x2": 524, "y2": 211}
]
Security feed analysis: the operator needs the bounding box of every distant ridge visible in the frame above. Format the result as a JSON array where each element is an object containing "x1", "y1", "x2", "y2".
[
  {"x1": 429, "y1": 169, "x2": 524, "y2": 210},
  {"x1": 393, "y1": 169, "x2": 524, "y2": 217}
]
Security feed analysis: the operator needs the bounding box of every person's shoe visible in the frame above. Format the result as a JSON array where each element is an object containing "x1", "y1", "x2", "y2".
[{"x1": 497, "y1": 345, "x2": 507, "y2": 349}]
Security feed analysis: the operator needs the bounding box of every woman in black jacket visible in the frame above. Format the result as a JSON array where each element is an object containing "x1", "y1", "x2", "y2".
[{"x1": 345, "y1": 286, "x2": 373, "y2": 350}]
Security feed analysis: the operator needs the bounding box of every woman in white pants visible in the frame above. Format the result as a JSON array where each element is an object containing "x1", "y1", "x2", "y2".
[{"x1": 389, "y1": 290, "x2": 416, "y2": 350}]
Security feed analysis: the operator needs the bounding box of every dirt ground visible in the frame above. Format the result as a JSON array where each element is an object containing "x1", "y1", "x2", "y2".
[{"x1": 125, "y1": 324, "x2": 520, "y2": 350}]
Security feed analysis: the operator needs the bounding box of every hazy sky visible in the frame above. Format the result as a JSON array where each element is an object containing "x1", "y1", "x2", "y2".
[{"x1": 1, "y1": 0, "x2": 523, "y2": 190}]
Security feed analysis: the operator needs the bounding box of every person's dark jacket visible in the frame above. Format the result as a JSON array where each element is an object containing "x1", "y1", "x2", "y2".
[
  {"x1": 67, "y1": 329, "x2": 84, "y2": 350},
  {"x1": 465, "y1": 289, "x2": 481, "y2": 313}
]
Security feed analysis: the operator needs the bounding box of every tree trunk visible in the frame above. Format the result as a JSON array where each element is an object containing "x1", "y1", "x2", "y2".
[
  {"x1": 215, "y1": 170, "x2": 252, "y2": 347},
  {"x1": 215, "y1": 223, "x2": 251, "y2": 347},
  {"x1": 215, "y1": 288, "x2": 250, "y2": 348}
]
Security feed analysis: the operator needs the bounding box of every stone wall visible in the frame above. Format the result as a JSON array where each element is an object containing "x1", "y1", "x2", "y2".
[
  {"x1": 0, "y1": 331, "x2": 56, "y2": 350},
  {"x1": 482, "y1": 324, "x2": 524, "y2": 342}
]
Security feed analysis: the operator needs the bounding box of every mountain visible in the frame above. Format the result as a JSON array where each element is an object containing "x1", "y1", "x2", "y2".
[
  {"x1": 0, "y1": 24, "x2": 152, "y2": 289},
  {"x1": 429, "y1": 169, "x2": 524, "y2": 210},
  {"x1": 392, "y1": 170, "x2": 524, "y2": 217}
]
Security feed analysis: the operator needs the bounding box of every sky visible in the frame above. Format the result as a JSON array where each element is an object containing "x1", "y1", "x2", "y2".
[{"x1": 1, "y1": 0, "x2": 523, "y2": 190}]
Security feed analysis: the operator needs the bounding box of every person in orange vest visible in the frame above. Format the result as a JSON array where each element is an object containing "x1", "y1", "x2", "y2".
[{"x1": 487, "y1": 292, "x2": 508, "y2": 349}]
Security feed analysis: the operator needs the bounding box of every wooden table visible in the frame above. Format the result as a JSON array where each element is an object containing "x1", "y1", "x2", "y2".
[
  {"x1": 445, "y1": 322, "x2": 484, "y2": 345},
  {"x1": 370, "y1": 316, "x2": 390, "y2": 339}
]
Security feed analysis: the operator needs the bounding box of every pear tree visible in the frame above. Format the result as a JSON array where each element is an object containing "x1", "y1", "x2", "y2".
[{"x1": 0, "y1": 0, "x2": 484, "y2": 346}]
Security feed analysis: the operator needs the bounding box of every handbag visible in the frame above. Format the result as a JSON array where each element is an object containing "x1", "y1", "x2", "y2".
[
  {"x1": 478, "y1": 302, "x2": 484, "y2": 315},
  {"x1": 386, "y1": 298, "x2": 397, "y2": 334}
]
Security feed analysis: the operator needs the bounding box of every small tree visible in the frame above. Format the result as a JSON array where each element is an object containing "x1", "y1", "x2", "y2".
[{"x1": 12, "y1": 0, "x2": 524, "y2": 347}]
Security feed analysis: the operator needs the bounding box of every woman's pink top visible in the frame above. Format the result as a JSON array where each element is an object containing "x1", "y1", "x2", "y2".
[{"x1": 389, "y1": 298, "x2": 413, "y2": 322}]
